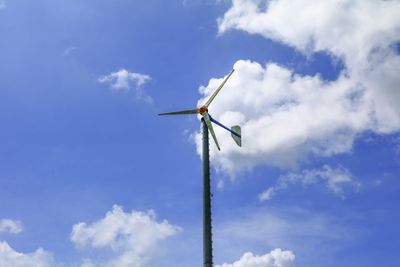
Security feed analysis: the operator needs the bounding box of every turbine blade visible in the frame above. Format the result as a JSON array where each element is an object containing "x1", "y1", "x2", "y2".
[
  {"x1": 203, "y1": 113, "x2": 221, "y2": 151},
  {"x1": 158, "y1": 109, "x2": 199, "y2": 116},
  {"x1": 204, "y1": 69, "x2": 235, "y2": 108},
  {"x1": 209, "y1": 115, "x2": 241, "y2": 138}
]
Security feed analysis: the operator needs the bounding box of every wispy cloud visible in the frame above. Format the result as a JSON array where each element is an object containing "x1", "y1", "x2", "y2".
[
  {"x1": 63, "y1": 46, "x2": 77, "y2": 56},
  {"x1": 259, "y1": 165, "x2": 360, "y2": 202},
  {"x1": 214, "y1": 207, "x2": 359, "y2": 266},
  {"x1": 393, "y1": 135, "x2": 400, "y2": 155},
  {"x1": 98, "y1": 69, "x2": 153, "y2": 103},
  {"x1": 80, "y1": 259, "x2": 96, "y2": 267},
  {"x1": 71, "y1": 205, "x2": 181, "y2": 267},
  {"x1": 0, "y1": 0, "x2": 6, "y2": 9},
  {"x1": 0, "y1": 219, "x2": 23, "y2": 234}
]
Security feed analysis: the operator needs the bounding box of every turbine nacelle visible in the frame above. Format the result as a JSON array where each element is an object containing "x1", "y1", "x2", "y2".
[
  {"x1": 159, "y1": 69, "x2": 241, "y2": 151},
  {"x1": 199, "y1": 106, "x2": 208, "y2": 115}
]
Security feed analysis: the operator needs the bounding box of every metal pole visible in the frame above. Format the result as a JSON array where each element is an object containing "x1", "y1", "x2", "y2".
[{"x1": 202, "y1": 118, "x2": 213, "y2": 267}]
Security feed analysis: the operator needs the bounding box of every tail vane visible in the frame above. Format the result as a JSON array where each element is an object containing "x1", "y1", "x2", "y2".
[
  {"x1": 209, "y1": 115, "x2": 241, "y2": 147},
  {"x1": 231, "y1": 126, "x2": 241, "y2": 147}
]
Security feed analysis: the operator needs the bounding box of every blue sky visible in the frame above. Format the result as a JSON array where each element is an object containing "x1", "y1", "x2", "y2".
[{"x1": 0, "y1": 1, "x2": 399, "y2": 267}]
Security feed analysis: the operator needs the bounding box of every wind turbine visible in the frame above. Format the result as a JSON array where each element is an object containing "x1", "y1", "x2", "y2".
[
  {"x1": 159, "y1": 69, "x2": 241, "y2": 150},
  {"x1": 159, "y1": 69, "x2": 241, "y2": 267}
]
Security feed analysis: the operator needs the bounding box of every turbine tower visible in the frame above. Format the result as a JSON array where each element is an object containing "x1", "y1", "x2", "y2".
[{"x1": 159, "y1": 69, "x2": 241, "y2": 267}]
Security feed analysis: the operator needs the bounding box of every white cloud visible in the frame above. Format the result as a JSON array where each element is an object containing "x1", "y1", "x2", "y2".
[
  {"x1": 0, "y1": 241, "x2": 55, "y2": 267},
  {"x1": 219, "y1": 0, "x2": 400, "y2": 68},
  {"x1": 196, "y1": 60, "x2": 370, "y2": 174},
  {"x1": 259, "y1": 187, "x2": 276, "y2": 202},
  {"x1": 0, "y1": 219, "x2": 23, "y2": 234},
  {"x1": 71, "y1": 205, "x2": 181, "y2": 267},
  {"x1": 194, "y1": 0, "x2": 400, "y2": 175},
  {"x1": 98, "y1": 69, "x2": 152, "y2": 103},
  {"x1": 216, "y1": 249, "x2": 295, "y2": 267},
  {"x1": 214, "y1": 207, "x2": 357, "y2": 266},
  {"x1": 259, "y1": 165, "x2": 360, "y2": 202},
  {"x1": 0, "y1": 0, "x2": 6, "y2": 9},
  {"x1": 218, "y1": 0, "x2": 400, "y2": 130}
]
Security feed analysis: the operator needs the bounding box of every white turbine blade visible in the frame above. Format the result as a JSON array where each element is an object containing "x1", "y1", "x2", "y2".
[
  {"x1": 203, "y1": 113, "x2": 221, "y2": 151},
  {"x1": 204, "y1": 69, "x2": 235, "y2": 108},
  {"x1": 158, "y1": 108, "x2": 199, "y2": 115}
]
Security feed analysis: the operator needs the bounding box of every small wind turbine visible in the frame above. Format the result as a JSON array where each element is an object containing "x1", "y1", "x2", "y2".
[
  {"x1": 159, "y1": 69, "x2": 241, "y2": 267},
  {"x1": 159, "y1": 69, "x2": 241, "y2": 149}
]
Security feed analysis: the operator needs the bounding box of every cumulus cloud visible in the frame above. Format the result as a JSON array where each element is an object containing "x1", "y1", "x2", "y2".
[
  {"x1": 259, "y1": 165, "x2": 360, "y2": 201},
  {"x1": 71, "y1": 205, "x2": 181, "y2": 267},
  {"x1": 196, "y1": 60, "x2": 370, "y2": 173},
  {"x1": 219, "y1": 0, "x2": 400, "y2": 68},
  {"x1": 194, "y1": 0, "x2": 400, "y2": 175},
  {"x1": 0, "y1": 219, "x2": 23, "y2": 234},
  {"x1": 0, "y1": 241, "x2": 55, "y2": 267},
  {"x1": 216, "y1": 249, "x2": 295, "y2": 267},
  {"x1": 98, "y1": 69, "x2": 152, "y2": 102}
]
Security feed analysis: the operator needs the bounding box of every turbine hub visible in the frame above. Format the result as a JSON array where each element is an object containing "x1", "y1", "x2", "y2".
[{"x1": 199, "y1": 106, "x2": 208, "y2": 114}]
